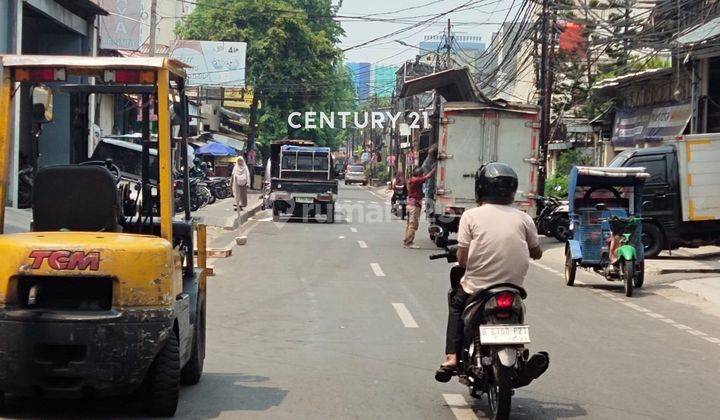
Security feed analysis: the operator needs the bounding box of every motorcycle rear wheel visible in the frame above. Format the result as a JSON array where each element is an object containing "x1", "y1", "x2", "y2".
[{"x1": 488, "y1": 365, "x2": 512, "y2": 420}]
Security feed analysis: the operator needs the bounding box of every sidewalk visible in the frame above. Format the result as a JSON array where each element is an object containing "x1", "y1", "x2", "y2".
[{"x1": 191, "y1": 189, "x2": 263, "y2": 230}]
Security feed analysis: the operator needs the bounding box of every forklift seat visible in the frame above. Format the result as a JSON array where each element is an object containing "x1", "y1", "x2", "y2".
[{"x1": 32, "y1": 165, "x2": 122, "y2": 232}]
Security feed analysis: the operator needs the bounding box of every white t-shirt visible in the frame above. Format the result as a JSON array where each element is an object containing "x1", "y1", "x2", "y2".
[{"x1": 457, "y1": 204, "x2": 540, "y2": 294}]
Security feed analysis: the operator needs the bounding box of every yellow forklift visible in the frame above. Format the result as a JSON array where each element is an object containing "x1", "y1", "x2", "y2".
[{"x1": 0, "y1": 55, "x2": 207, "y2": 416}]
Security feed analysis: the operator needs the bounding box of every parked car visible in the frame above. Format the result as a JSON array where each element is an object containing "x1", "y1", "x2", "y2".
[{"x1": 345, "y1": 164, "x2": 367, "y2": 185}]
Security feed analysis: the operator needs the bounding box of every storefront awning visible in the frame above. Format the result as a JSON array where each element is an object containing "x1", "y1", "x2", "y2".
[
  {"x1": 611, "y1": 102, "x2": 692, "y2": 147},
  {"x1": 210, "y1": 133, "x2": 246, "y2": 152}
]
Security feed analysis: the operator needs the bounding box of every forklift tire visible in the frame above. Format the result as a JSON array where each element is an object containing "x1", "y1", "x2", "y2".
[
  {"x1": 181, "y1": 294, "x2": 206, "y2": 385},
  {"x1": 146, "y1": 331, "x2": 181, "y2": 417}
]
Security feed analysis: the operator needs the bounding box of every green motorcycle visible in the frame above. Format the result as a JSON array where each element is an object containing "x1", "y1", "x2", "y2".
[{"x1": 603, "y1": 215, "x2": 644, "y2": 297}]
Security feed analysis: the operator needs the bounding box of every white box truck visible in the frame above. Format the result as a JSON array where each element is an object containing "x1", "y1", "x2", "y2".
[
  {"x1": 428, "y1": 101, "x2": 540, "y2": 247},
  {"x1": 608, "y1": 133, "x2": 720, "y2": 256}
]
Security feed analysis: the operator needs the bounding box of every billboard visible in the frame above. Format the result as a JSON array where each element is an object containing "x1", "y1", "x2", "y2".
[
  {"x1": 99, "y1": 0, "x2": 143, "y2": 50},
  {"x1": 171, "y1": 40, "x2": 247, "y2": 87},
  {"x1": 612, "y1": 102, "x2": 692, "y2": 147}
]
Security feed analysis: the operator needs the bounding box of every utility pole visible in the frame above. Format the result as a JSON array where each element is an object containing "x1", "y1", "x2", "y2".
[
  {"x1": 537, "y1": 0, "x2": 553, "y2": 199},
  {"x1": 148, "y1": 0, "x2": 158, "y2": 56},
  {"x1": 446, "y1": 18, "x2": 452, "y2": 70}
]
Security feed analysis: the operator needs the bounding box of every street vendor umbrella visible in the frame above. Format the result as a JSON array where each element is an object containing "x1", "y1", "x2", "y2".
[{"x1": 194, "y1": 142, "x2": 238, "y2": 157}]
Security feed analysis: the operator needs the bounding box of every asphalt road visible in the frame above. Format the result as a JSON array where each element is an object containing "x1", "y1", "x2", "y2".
[{"x1": 4, "y1": 183, "x2": 720, "y2": 419}]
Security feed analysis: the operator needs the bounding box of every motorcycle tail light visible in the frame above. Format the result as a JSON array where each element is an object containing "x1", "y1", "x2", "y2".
[{"x1": 495, "y1": 292, "x2": 514, "y2": 309}]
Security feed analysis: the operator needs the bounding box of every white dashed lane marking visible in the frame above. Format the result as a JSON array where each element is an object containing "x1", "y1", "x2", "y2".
[
  {"x1": 531, "y1": 260, "x2": 720, "y2": 348},
  {"x1": 350, "y1": 227, "x2": 358, "y2": 233},
  {"x1": 358, "y1": 240, "x2": 368, "y2": 249},
  {"x1": 442, "y1": 394, "x2": 479, "y2": 420},
  {"x1": 370, "y1": 263, "x2": 385, "y2": 277},
  {"x1": 392, "y1": 303, "x2": 419, "y2": 328}
]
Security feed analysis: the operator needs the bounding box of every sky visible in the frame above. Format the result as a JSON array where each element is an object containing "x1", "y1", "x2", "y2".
[{"x1": 337, "y1": 0, "x2": 516, "y2": 65}]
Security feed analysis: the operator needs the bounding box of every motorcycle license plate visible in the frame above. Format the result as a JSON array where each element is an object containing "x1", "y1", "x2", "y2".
[
  {"x1": 295, "y1": 197, "x2": 314, "y2": 204},
  {"x1": 479, "y1": 325, "x2": 531, "y2": 345}
]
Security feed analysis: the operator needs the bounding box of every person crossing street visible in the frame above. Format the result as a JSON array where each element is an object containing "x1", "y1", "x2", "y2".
[{"x1": 404, "y1": 164, "x2": 437, "y2": 248}]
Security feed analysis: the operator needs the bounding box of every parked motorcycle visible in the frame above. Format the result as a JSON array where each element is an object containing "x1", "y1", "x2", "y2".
[
  {"x1": 430, "y1": 246, "x2": 549, "y2": 420},
  {"x1": 176, "y1": 178, "x2": 208, "y2": 212},
  {"x1": 535, "y1": 196, "x2": 570, "y2": 242},
  {"x1": 203, "y1": 176, "x2": 232, "y2": 201},
  {"x1": 390, "y1": 184, "x2": 407, "y2": 220}
]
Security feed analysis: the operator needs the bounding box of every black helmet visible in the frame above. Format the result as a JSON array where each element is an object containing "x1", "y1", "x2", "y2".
[{"x1": 475, "y1": 162, "x2": 518, "y2": 205}]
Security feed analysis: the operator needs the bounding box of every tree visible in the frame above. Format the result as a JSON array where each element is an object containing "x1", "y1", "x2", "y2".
[{"x1": 177, "y1": 0, "x2": 354, "y2": 152}]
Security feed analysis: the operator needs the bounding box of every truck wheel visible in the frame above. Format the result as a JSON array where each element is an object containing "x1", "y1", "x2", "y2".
[
  {"x1": 181, "y1": 294, "x2": 206, "y2": 385},
  {"x1": 272, "y1": 204, "x2": 280, "y2": 222},
  {"x1": 326, "y1": 204, "x2": 335, "y2": 224},
  {"x1": 146, "y1": 331, "x2": 181, "y2": 417},
  {"x1": 641, "y1": 223, "x2": 663, "y2": 258}
]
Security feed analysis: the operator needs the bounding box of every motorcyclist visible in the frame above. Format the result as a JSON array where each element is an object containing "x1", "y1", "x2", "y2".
[
  {"x1": 389, "y1": 172, "x2": 407, "y2": 207},
  {"x1": 435, "y1": 162, "x2": 543, "y2": 382}
]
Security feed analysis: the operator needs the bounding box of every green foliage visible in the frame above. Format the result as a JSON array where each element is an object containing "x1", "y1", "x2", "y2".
[
  {"x1": 177, "y1": 0, "x2": 354, "y2": 151},
  {"x1": 545, "y1": 173, "x2": 569, "y2": 198},
  {"x1": 546, "y1": 150, "x2": 593, "y2": 197},
  {"x1": 556, "y1": 149, "x2": 593, "y2": 175},
  {"x1": 366, "y1": 162, "x2": 390, "y2": 183}
]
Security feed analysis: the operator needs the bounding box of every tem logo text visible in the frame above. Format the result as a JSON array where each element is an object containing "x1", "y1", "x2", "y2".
[{"x1": 28, "y1": 250, "x2": 101, "y2": 271}]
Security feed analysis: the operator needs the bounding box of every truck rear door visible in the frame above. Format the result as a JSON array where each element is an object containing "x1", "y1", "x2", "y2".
[
  {"x1": 676, "y1": 135, "x2": 720, "y2": 221},
  {"x1": 494, "y1": 112, "x2": 538, "y2": 215},
  {"x1": 438, "y1": 113, "x2": 484, "y2": 209}
]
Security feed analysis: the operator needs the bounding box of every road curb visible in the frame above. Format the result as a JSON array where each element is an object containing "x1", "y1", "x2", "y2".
[{"x1": 224, "y1": 201, "x2": 264, "y2": 230}]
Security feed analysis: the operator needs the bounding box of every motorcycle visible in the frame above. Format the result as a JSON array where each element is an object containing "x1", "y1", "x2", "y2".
[
  {"x1": 390, "y1": 184, "x2": 407, "y2": 220},
  {"x1": 535, "y1": 196, "x2": 570, "y2": 242},
  {"x1": 175, "y1": 178, "x2": 207, "y2": 212},
  {"x1": 430, "y1": 246, "x2": 549, "y2": 420},
  {"x1": 204, "y1": 177, "x2": 232, "y2": 200}
]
